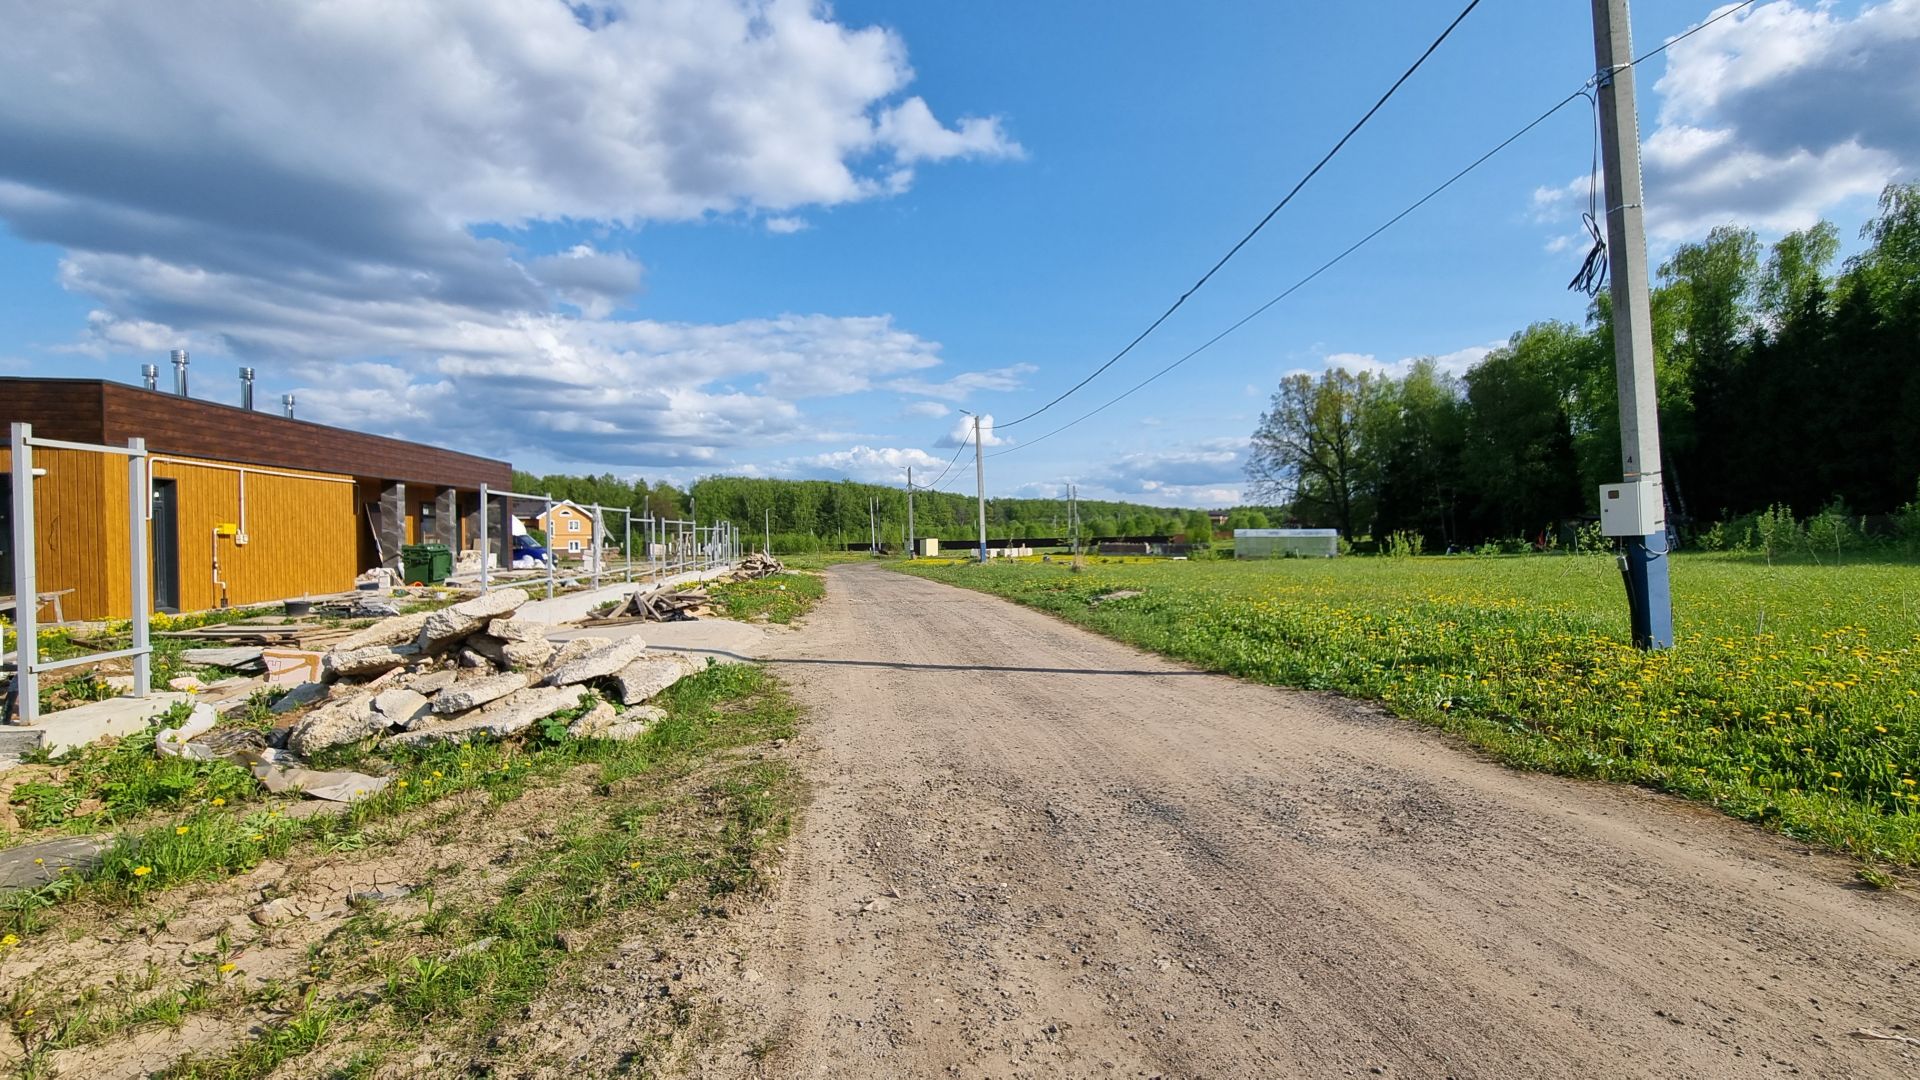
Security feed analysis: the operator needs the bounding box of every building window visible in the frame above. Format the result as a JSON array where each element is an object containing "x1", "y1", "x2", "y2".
[
  {"x1": 568, "y1": 539, "x2": 582, "y2": 552},
  {"x1": 568, "y1": 519, "x2": 582, "y2": 532}
]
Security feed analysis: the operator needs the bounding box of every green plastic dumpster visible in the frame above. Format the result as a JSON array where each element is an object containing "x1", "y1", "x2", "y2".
[{"x1": 402, "y1": 542, "x2": 453, "y2": 585}]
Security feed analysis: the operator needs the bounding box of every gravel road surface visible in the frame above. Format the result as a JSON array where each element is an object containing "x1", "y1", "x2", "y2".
[{"x1": 680, "y1": 564, "x2": 1920, "y2": 1078}]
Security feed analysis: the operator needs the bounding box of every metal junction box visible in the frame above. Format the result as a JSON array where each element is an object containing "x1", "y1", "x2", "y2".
[{"x1": 1598, "y1": 479, "x2": 1664, "y2": 537}]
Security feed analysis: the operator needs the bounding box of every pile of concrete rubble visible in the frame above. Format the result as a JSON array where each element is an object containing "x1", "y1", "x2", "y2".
[{"x1": 280, "y1": 587, "x2": 701, "y2": 755}]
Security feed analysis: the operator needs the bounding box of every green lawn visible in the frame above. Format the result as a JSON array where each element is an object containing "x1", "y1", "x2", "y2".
[{"x1": 897, "y1": 553, "x2": 1920, "y2": 871}]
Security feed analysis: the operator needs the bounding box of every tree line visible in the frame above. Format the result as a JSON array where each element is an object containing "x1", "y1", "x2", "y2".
[{"x1": 1247, "y1": 183, "x2": 1920, "y2": 549}]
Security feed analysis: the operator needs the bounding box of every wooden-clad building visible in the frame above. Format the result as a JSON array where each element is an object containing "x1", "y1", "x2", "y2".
[{"x1": 2, "y1": 377, "x2": 512, "y2": 620}]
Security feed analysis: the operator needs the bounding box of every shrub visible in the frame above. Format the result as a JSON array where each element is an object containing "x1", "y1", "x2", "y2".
[{"x1": 1384, "y1": 530, "x2": 1425, "y2": 559}]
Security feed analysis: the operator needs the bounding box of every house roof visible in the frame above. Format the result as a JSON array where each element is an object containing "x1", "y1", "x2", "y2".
[{"x1": 1, "y1": 377, "x2": 510, "y2": 490}]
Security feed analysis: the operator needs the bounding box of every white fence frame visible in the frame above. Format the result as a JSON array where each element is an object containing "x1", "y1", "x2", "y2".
[
  {"x1": 7, "y1": 422, "x2": 154, "y2": 727},
  {"x1": 474, "y1": 488, "x2": 739, "y2": 597}
]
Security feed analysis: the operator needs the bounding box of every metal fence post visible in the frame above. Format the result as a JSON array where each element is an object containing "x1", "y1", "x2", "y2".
[
  {"x1": 544, "y1": 493, "x2": 556, "y2": 600},
  {"x1": 478, "y1": 483, "x2": 491, "y2": 594},
  {"x1": 127, "y1": 437, "x2": 150, "y2": 699},
  {"x1": 590, "y1": 504, "x2": 603, "y2": 591},
  {"x1": 624, "y1": 511, "x2": 632, "y2": 584},
  {"x1": 9, "y1": 423, "x2": 37, "y2": 726}
]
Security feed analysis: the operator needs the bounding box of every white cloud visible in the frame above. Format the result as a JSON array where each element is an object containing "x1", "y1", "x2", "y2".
[
  {"x1": 765, "y1": 216, "x2": 809, "y2": 234},
  {"x1": 936, "y1": 413, "x2": 1009, "y2": 448},
  {"x1": 1533, "y1": 0, "x2": 1920, "y2": 243},
  {"x1": 1315, "y1": 341, "x2": 1495, "y2": 379},
  {"x1": 0, "y1": 0, "x2": 1021, "y2": 470},
  {"x1": 875, "y1": 97, "x2": 1024, "y2": 165},
  {"x1": 1088, "y1": 437, "x2": 1246, "y2": 506},
  {"x1": 888, "y1": 363, "x2": 1036, "y2": 402},
  {"x1": 782, "y1": 444, "x2": 946, "y2": 482},
  {"x1": 527, "y1": 245, "x2": 644, "y2": 318},
  {"x1": 903, "y1": 400, "x2": 951, "y2": 418}
]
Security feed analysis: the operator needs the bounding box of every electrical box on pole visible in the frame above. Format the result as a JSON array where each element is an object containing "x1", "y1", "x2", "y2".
[{"x1": 1591, "y1": 0, "x2": 1674, "y2": 649}]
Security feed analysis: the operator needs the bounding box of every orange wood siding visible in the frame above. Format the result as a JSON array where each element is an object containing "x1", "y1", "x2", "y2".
[
  {"x1": 150, "y1": 457, "x2": 359, "y2": 614},
  {"x1": 4, "y1": 447, "x2": 359, "y2": 620},
  {"x1": 2, "y1": 445, "x2": 117, "y2": 621}
]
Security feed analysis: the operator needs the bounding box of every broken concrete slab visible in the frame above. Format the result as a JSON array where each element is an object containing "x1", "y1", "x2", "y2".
[
  {"x1": 406, "y1": 668, "x2": 459, "y2": 695},
  {"x1": 371, "y1": 688, "x2": 433, "y2": 729},
  {"x1": 0, "y1": 836, "x2": 109, "y2": 894},
  {"x1": 543, "y1": 636, "x2": 650, "y2": 687},
  {"x1": 458, "y1": 647, "x2": 490, "y2": 669},
  {"x1": 607, "y1": 653, "x2": 701, "y2": 706},
  {"x1": 486, "y1": 618, "x2": 550, "y2": 643},
  {"x1": 335, "y1": 611, "x2": 431, "y2": 652},
  {"x1": 545, "y1": 636, "x2": 609, "y2": 672},
  {"x1": 469, "y1": 634, "x2": 555, "y2": 671},
  {"x1": 0, "y1": 692, "x2": 195, "y2": 761},
  {"x1": 270, "y1": 680, "x2": 330, "y2": 715},
  {"x1": 180, "y1": 646, "x2": 266, "y2": 671},
  {"x1": 431, "y1": 672, "x2": 529, "y2": 714},
  {"x1": 570, "y1": 703, "x2": 665, "y2": 739},
  {"x1": 257, "y1": 764, "x2": 390, "y2": 803},
  {"x1": 565, "y1": 701, "x2": 618, "y2": 737},
  {"x1": 325, "y1": 645, "x2": 420, "y2": 679},
  {"x1": 286, "y1": 694, "x2": 384, "y2": 756},
  {"x1": 387, "y1": 685, "x2": 585, "y2": 747},
  {"x1": 417, "y1": 588, "x2": 530, "y2": 651}
]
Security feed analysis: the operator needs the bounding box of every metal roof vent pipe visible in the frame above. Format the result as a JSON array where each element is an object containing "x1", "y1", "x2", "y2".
[
  {"x1": 239, "y1": 366, "x2": 256, "y2": 410},
  {"x1": 141, "y1": 363, "x2": 159, "y2": 391},
  {"x1": 281, "y1": 393, "x2": 296, "y2": 419},
  {"x1": 170, "y1": 349, "x2": 189, "y2": 396}
]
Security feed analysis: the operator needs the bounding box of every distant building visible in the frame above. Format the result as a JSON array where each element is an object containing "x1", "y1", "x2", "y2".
[{"x1": 532, "y1": 502, "x2": 606, "y2": 554}]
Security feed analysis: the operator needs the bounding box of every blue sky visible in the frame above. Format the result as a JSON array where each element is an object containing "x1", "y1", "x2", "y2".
[{"x1": 2, "y1": 0, "x2": 1912, "y2": 507}]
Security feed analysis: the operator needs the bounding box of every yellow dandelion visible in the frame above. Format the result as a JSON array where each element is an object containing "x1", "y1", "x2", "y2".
[
  {"x1": 211, "y1": 797, "x2": 225, "y2": 807},
  {"x1": 175, "y1": 825, "x2": 189, "y2": 835},
  {"x1": 218, "y1": 962, "x2": 237, "y2": 974},
  {"x1": 132, "y1": 866, "x2": 153, "y2": 877}
]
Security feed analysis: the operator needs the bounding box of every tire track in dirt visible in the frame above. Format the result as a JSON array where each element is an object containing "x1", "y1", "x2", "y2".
[{"x1": 665, "y1": 564, "x2": 1920, "y2": 1078}]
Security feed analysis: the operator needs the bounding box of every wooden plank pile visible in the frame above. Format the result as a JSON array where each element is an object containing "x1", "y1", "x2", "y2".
[{"x1": 591, "y1": 588, "x2": 712, "y2": 623}]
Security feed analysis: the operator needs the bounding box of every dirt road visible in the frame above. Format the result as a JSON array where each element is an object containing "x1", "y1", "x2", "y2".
[{"x1": 666, "y1": 565, "x2": 1920, "y2": 1078}]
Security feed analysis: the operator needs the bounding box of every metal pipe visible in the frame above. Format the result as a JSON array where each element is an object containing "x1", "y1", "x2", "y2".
[
  {"x1": 170, "y1": 349, "x2": 189, "y2": 396},
  {"x1": 239, "y1": 367, "x2": 255, "y2": 410},
  {"x1": 281, "y1": 393, "x2": 296, "y2": 419},
  {"x1": 141, "y1": 364, "x2": 159, "y2": 392}
]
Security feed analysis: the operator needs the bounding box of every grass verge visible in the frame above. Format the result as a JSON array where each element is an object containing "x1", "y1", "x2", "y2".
[
  {"x1": 897, "y1": 554, "x2": 1920, "y2": 869},
  {"x1": 709, "y1": 572, "x2": 825, "y2": 624},
  {"x1": 5, "y1": 663, "x2": 800, "y2": 1077}
]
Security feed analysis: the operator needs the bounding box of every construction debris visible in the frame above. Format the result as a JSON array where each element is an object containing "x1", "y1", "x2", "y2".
[{"x1": 272, "y1": 590, "x2": 705, "y2": 756}]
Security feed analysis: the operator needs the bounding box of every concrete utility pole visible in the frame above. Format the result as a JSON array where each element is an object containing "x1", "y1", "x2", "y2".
[
  {"x1": 905, "y1": 466, "x2": 915, "y2": 559},
  {"x1": 969, "y1": 413, "x2": 987, "y2": 563},
  {"x1": 764, "y1": 507, "x2": 771, "y2": 556},
  {"x1": 869, "y1": 496, "x2": 877, "y2": 554},
  {"x1": 1592, "y1": 0, "x2": 1673, "y2": 649}
]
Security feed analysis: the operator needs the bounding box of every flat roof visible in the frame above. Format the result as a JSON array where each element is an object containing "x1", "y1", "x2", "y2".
[{"x1": 1, "y1": 377, "x2": 511, "y2": 490}]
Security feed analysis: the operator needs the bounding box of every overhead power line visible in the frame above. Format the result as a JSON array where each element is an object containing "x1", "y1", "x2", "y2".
[
  {"x1": 994, "y1": 0, "x2": 1485, "y2": 431},
  {"x1": 988, "y1": 0, "x2": 1760, "y2": 462},
  {"x1": 917, "y1": 430, "x2": 973, "y2": 492}
]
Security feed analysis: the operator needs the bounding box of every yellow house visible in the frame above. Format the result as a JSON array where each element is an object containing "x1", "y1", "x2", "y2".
[
  {"x1": 533, "y1": 502, "x2": 603, "y2": 555},
  {"x1": 3, "y1": 375, "x2": 512, "y2": 619}
]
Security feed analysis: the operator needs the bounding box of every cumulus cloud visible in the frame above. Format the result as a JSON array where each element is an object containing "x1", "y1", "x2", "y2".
[
  {"x1": 1078, "y1": 438, "x2": 1246, "y2": 506},
  {"x1": 781, "y1": 444, "x2": 947, "y2": 482},
  {"x1": 903, "y1": 400, "x2": 951, "y2": 418},
  {"x1": 0, "y1": 0, "x2": 1020, "y2": 468},
  {"x1": 888, "y1": 363, "x2": 1036, "y2": 402},
  {"x1": 1317, "y1": 341, "x2": 1497, "y2": 379},
  {"x1": 936, "y1": 413, "x2": 1009, "y2": 448},
  {"x1": 1534, "y1": 0, "x2": 1919, "y2": 242},
  {"x1": 764, "y1": 216, "x2": 810, "y2": 234}
]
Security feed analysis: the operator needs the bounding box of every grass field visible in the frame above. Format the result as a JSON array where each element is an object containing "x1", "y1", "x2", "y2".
[{"x1": 898, "y1": 553, "x2": 1920, "y2": 872}]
